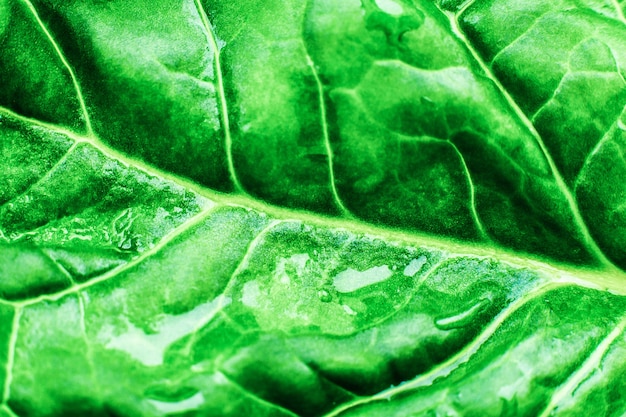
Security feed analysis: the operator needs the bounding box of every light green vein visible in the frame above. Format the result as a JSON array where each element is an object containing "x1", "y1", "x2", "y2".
[
  {"x1": 215, "y1": 371, "x2": 300, "y2": 417},
  {"x1": 12, "y1": 204, "x2": 219, "y2": 307},
  {"x1": 193, "y1": 0, "x2": 243, "y2": 193},
  {"x1": 455, "y1": 0, "x2": 476, "y2": 15},
  {"x1": 611, "y1": 0, "x2": 626, "y2": 23},
  {"x1": 530, "y1": 37, "x2": 597, "y2": 123},
  {"x1": 538, "y1": 314, "x2": 626, "y2": 417},
  {"x1": 0, "y1": 142, "x2": 79, "y2": 213},
  {"x1": 574, "y1": 105, "x2": 626, "y2": 191},
  {"x1": 222, "y1": 220, "x2": 283, "y2": 288},
  {"x1": 304, "y1": 53, "x2": 354, "y2": 218},
  {"x1": 76, "y1": 292, "x2": 102, "y2": 402},
  {"x1": 449, "y1": 142, "x2": 489, "y2": 241},
  {"x1": 2, "y1": 308, "x2": 21, "y2": 405},
  {"x1": 0, "y1": 405, "x2": 19, "y2": 417},
  {"x1": 20, "y1": 0, "x2": 93, "y2": 135},
  {"x1": 487, "y1": 13, "x2": 547, "y2": 67},
  {"x1": 38, "y1": 249, "x2": 76, "y2": 289},
  {"x1": 361, "y1": 257, "x2": 448, "y2": 332},
  {"x1": 178, "y1": 219, "x2": 282, "y2": 356}
]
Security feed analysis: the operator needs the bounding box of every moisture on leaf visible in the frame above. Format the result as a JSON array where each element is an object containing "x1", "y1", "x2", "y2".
[{"x1": 0, "y1": 0, "x2": 625, "y2": 416}]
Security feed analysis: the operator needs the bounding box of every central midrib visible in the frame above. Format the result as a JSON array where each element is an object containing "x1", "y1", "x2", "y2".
[{"x1": 1, "y1": 104, "x2": 625, "y2": 299}]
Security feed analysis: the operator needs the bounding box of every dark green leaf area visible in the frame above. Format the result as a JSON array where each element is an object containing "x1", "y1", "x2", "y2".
[
  {"x1": 8, "y1": 207, "x2": 552, "y2": 417},
  {"x1": 338, "y1": 286, "x2": 626, "y2": 417},
  {"x1": 27, "y1": 0, "x2": 230, "y2": 189},
  {"x1": 304, "y1": 0, "x2": 592, "y2": 262},
  {"x1": 459, "y1": 0, "x2": 626, "y2": 268},
  {"x1": 0, "y1": 0, "x2": 83, "y2": 130},
  {"x1": 205, "y1": 0, "x2": 591, "y2": 265},
  {"x1": 203, "y1": 0, "x2": 343, "y2": 213},
  {"x1": 4, "y1": 0, "x2": 617, "y2": 267}
]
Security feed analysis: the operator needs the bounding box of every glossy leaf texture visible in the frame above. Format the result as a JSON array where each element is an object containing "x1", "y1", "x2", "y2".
[
  {"x1": 0, "y1": 116, "x2": 625, "y2": 416},
  {"x1": 1, "y1": 0, "x2": 626, "y2": 416},
  {"x1": 1, "y1": 0, "x2": 625, "y2": 267}
]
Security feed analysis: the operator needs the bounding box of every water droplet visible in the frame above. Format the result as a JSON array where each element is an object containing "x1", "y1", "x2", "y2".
[
  {"x1": 118, "y1": 236, "x2": 136, "y2": 251},
  {"x1": 68, "y1": 233, "x2": 93, "y2": 241},
  {"x1": 275, "y1": 253, "x2": 311, "y2": 285},
  {"x1": 343, "y1": 305, "x2": 358, "y2": 316},
  {"x1": 147, "y1": 391, "x2": 205, "y2": 414},
  {"x1": 375, "y1": 0, "x2": 403, "y2": 15},
  {"x1": 403, "y1": 256, "x2": 427, "y2": 277},
  {"x1": 242, "y1": 280, "x2": 261, "y2": 307},
  {"x1": 618, "y1": 110, "x2": 626, "y2": 131},
  {"x1": 333, "y1": 265, "x2": 393, "y2": 293},
  {"x1": 318, "y1": 289, "x2": 332, "y2": 303},
  {"x1": 100, "y1": 295, "x2": 230, "y2": 366},
  {"x1": 435, "y1": 295, "x2": 493, "y2": 330}
]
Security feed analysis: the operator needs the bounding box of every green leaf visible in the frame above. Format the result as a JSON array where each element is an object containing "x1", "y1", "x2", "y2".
[
  {"x1": 459, "y1": 0, "x2": 626, "y2": 265},
  {"x1": 4, "y1": 0, "x2": 625, "y2": 265},
  {"x1": 0, "y1": 0, "x2": 625, "y2": 416}
]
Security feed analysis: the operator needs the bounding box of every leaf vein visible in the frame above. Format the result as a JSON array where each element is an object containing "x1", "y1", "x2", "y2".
[
  {"x1": 610, "y1": 0, "x2": 626, "y2": 23},
  {"x1": 2, "y1": 109, "x2": 625, "y2": 294},
  {"x1": 14, "y1": 204, "x2": 220, "y2": 307},
  {"x1": 1, "y1": 308, "x2": 21, "y2": 405},
  {"x1": 0, "y1": 142, "x2": 79, "y2": 215},
  {"x1": 574, "y1": 104, "x2": 626, "y2": 190},
  {"x1": 302, "y1": 50, "x2": 354, "y2": 218},
  {"x1": 214, "y1": 371, "x2": 300, "y2": 417},
  {"x1": 447, "y1": 9, "x2": 616, "y2": 269},
  {"x1": 19, "y1": 0, "x2": 93, "y2": 135},
  {"x1": 322, "y1": 281, "x2": 562, "y2": 417},
  {"x1": 449, "y1": 142, "x2": 489, "y2": 240},
  {"x1": 193, "y1": 0, "x2": 243, "y2": 193},
  {"x1": 537, "y1": 314, "x2": 626, "y2": 417}
]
